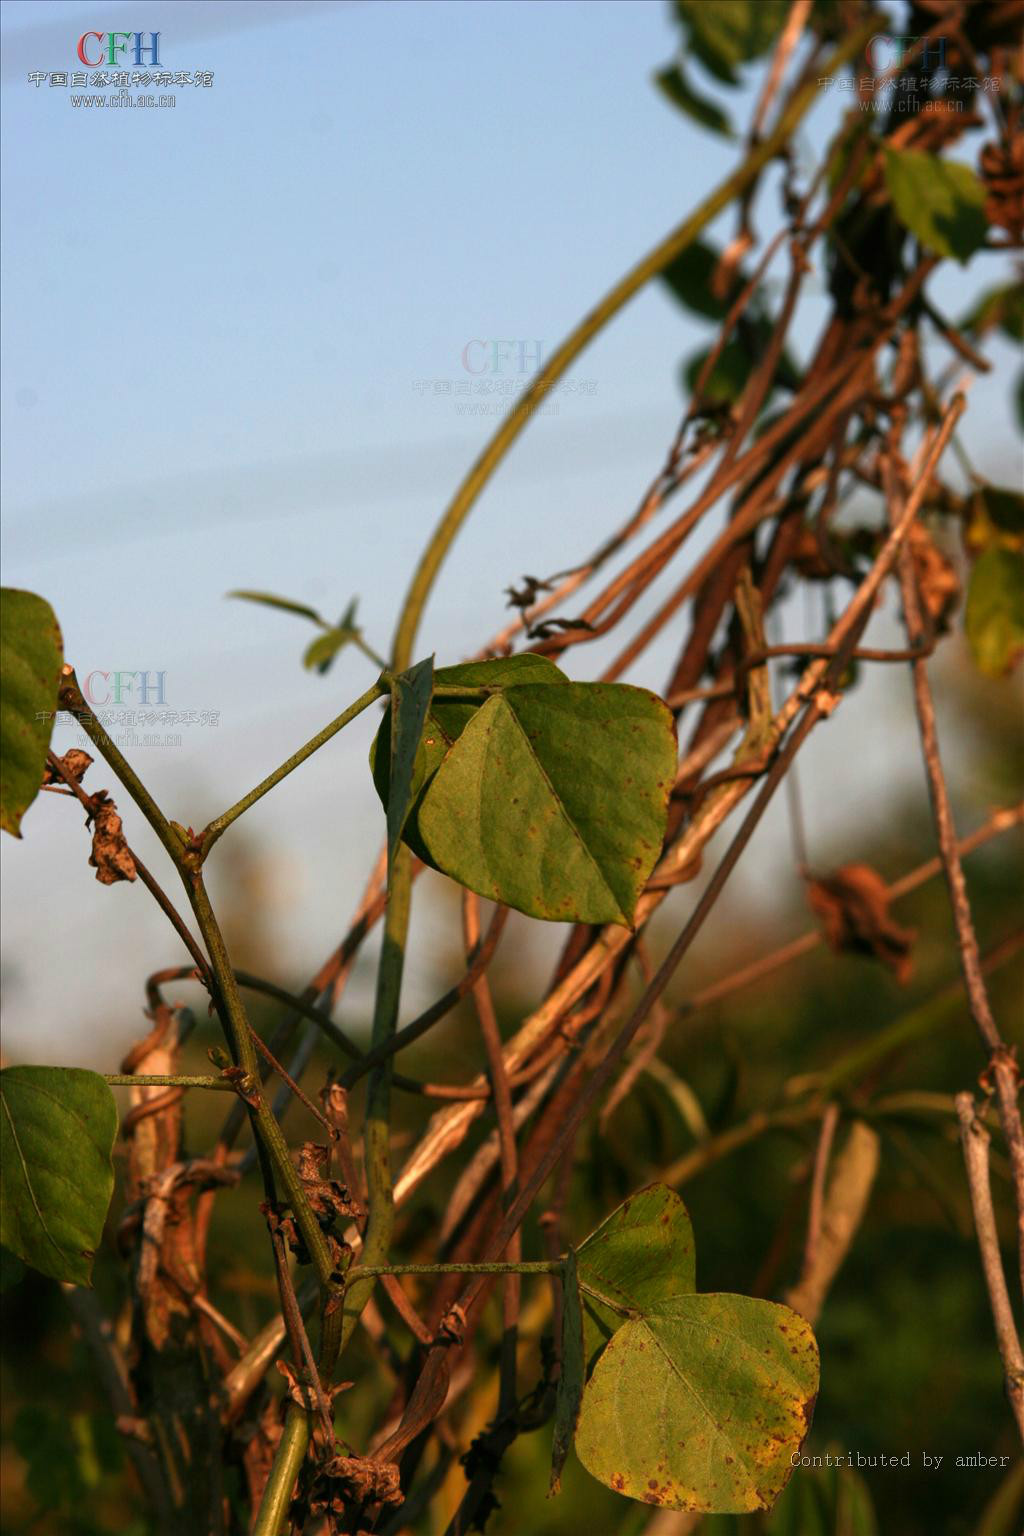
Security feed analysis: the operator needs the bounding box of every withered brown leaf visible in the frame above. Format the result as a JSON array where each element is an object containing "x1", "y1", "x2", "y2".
[
  {"x1": 907, "y1": 524, "x2": 959, "y2": 633},
  {"x1": 806, "y1": 862, "x2": 915, "y2": 983},
  {"x1": 88, "y1": 794, "x2": 137, "y2": 884},
  {"x1": 43, "y1": 748, "x2": 94, "y2": 787},
  {"x1": 319, "y1": 1454, "x2": 403, "y2": 1509}
]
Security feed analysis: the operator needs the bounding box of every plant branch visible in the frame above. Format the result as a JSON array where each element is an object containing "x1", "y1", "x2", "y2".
[
  {"x1": 956, "y1": 1093, "x2": 1024, "y2": 1442},
  {"x1": 199, "y1": 674, "x2": 388, "y2": 856},
  {"x1": 890, "y1": 457, "x2": 1024, "y2": 1296}
]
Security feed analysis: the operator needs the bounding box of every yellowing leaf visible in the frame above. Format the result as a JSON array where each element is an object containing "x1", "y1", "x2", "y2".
[
  {"x1": 574, "y1": 1293, "x2": 819, "y2": 1513},
  {"x1": 966, "y1": 548, "x2": 1024, "y2": 677}
]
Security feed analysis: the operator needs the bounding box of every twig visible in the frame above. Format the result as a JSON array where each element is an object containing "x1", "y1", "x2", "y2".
[
  {"x1": 890, "y1": 457, "x2": 1024, "y2": 1297},
  {"x1": 463, "y1": 892, "x2": 520, "y2": 1418},
  {"x1": 955, "y1": 1094, "x2": 1024, "y2": 1441},
  {"x1": 803, "y1": 1102, "x2": 841, "y2": 1279}
]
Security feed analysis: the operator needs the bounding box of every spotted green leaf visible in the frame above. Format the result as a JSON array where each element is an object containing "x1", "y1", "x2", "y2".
[
  {"x1": 574, "y1": 1292, "x2": 819, "y2": 1513},
  {"x1": 0, "y1": 1067, "x2": 117, "y2": 1286},
  {"x1": 1, "y1": 589, "x2": 63, "y2": 838},
  {"x1": 416, "y1": 681, "x2": 676, "y2": 925},
  {"x1": 577, "y1": 1184, "x2": 696, "y2": 1362}
]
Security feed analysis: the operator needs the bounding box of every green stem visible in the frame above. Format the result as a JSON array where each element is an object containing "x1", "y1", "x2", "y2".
[
  {"x1": 185, "y1": 879, "x2": 339, "y2": 1303},
  {"x1": 56, "y1": 677, "x2": 341, "y2": 1529},
  {"x1": 339, "y1": 848, "x2": 413, "y2": 1349},
  {"x1": 104, "y1": 1074, "x2": 236, "y2": 1090},
  {"x1": 387, "y1": 19, "x2": 879, "y2": 675},
  {"x1": 354, "y1": 634, "x2": 389, "y2": 670},
  {"x1": 199, "y1": 675, "x2": 389, "y2": 856},
  {"x1": 349, "y1": 1260, "x2": 563, "y2": 1279},
  {"x1": 251, "y1": 1409, "x2": 310, "y2": 1536}
]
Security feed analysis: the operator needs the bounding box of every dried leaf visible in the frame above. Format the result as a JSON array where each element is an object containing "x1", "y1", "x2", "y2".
[
  {"x1": 806, "y1": 863, "x2": 915, "y2": 982},
  {"x1": 907, "y1": 524, "x2": 959, "y2": 632},
  {"x1": 88, "y1": 794, "x2": 136, "y2": 884},
  {"x1": 42, "y1": 749, "x2": 93, "y2": 786},
  {"x1": 980, "y1": 137, "x2": 1024, "y2": 243},
  {"x1": 316, "y1": 1454, "x2": 403, "y2": 1510},
  {"x1": 296, "y1": 1141, "x2": 364, "y2": 1224},
  {"x1": 276, "y1": 1359, "x2": 352, "y2": 1411}
]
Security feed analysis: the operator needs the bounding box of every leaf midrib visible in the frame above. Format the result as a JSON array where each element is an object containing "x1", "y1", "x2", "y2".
[{"x1": 500, "y1": 694, "x2": 627, "y2": 923}]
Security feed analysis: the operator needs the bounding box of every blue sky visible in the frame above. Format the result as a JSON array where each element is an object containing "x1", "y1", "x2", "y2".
[{"x1": 2, "y1": 1, "x2": 1019, "y2": 1065}]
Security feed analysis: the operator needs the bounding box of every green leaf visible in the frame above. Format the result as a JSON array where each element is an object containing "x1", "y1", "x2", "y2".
[
  {"x1": 675, "y1": 0, "x2": 790, "y2": 83},
  {"x1": 883, "y1": 149, "x2": 988, "y2": 264},
  {"x1": 640, "y1": 1057, "x2": 711, "y2": 1146},
  {"x1": 578, "y1": 1183, "x2": 696, "y2": 1313},
  {"x1": 661, "y1": 240, "x2": 741, "y2": 322},
  {"x1": 683, "y1": 329, "x2": 800, "y2": 407},
  {"x1": 550, "y1": 1249, "x2": 585, "y2": 1495},
  {"x1": 0, "y1": 1244, "x2": 25, "y2": 1292},
  {"x1": 1, "y1": 589, "x2": 63, "y2": 838},
  {"x1": 416, "y1": 681, "x2": 676, "y2": 925},
  {"x1": 370, "y1": 653, "x2": 568, "y2": 868},
  {"x1": 578, "y1": 1183, "x2": 697, "y2": 1365},
  {"x1": 979, "y1": 485, "x2": 1024, "y2": 535},
  {"x1": 684, "y1": 339, "x2": 751, "y2": 405},
  {"x1": 228, "y1": 590, "x2": 325, "y2": 625},
  {"x1": 0, "y1": 1067, "x2": 117, "y2": 1285},
  {"x1": 302, "y1": 598, "x2": 365, "y2": 674},
  {"x1": 654, "y1": 64, "x2": 733, "y2": 137},
  {"x1": 574, "y1": 1292, "x2": 819, "y2": 1513},
  {"x1": 304, "y1": 628, "x2": 355, "y2": 672},
  {"x1": 960, "y1": 282, "x2": 1024, "y2": 342},
  {"x1": 387, "y1": 657, "x2": 434, "y2": 878},
  {"x1": 965, "y1": 548, "x2": 1024, "y2": 677}
]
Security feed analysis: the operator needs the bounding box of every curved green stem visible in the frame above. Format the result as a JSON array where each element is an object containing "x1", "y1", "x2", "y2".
[
  {"x1": 200, "y1": 675, "x2": 389, "y2": 856},
  {"x1": 252, "y1": 1408, "x2": 310, "y2": 1536},
  {"x1": 388, "y1": 19, "x2": 878, "y2": 675}
]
